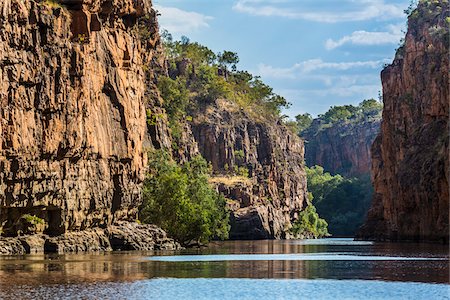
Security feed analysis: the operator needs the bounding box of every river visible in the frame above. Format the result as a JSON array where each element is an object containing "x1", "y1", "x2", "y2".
[{"x1": 0, "y1": 238, "x2": 448, "y2": 299}]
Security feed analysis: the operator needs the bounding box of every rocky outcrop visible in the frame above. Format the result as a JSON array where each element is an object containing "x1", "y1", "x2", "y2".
[
  {"x1": 302, "y1": 110, "x2": 381, "y2": 177},
  {"x1": 358, "y1": 0, "x2": 449, "y2": 243},
  {"x1": 0, "y1": 222, "x2": 180, "y2": 255},
  {"x1": 0, "y1": 0, "x2": 166, "y2": 236},
  {"x1": 188, "y1": 100, "x2": 309, "y2": 239}
]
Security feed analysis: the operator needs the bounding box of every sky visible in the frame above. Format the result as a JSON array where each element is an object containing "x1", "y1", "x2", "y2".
[{"x1": 153, "y1": 0, "x2": 411, "y2": 117}]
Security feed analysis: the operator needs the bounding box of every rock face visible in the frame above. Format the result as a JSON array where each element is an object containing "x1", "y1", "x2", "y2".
[
  {"x1": 358, "y1": 1, "x2": 449, "y2": 243},
  {"x1": 0, "y1": 0, "x2": 182, "y2": 253},
  {"x1": 0, "y1": 222, "x2": 181, "y2": 255},
  {"x1": 0, "y1": 0, "x2": 162, "y2": 235},
  {"x1": 0, "y1": 0, "x2": 309, "y2": 249},
  {"x1": 302, "y1": 113, "x2": 381, "y2": 177},
  {"x1": 188, "y1": 100, "x2": 309, "y2": 239}
]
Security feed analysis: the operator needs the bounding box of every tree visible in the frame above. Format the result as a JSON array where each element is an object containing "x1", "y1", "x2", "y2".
[
  {"x1": 218, "y1": 51, "x2": 240, "y2": 72},
  {"x1": 295, "y1": 113, "x2": 313, "y2": 133},
  {"x1": 291, "y1": 204, "x2": 329, "y2": 238},
  {"x1": 140, "y1": 151, "x2": 230, "y2": 245},
  {"x1": 305, "y1": 166, "x2": 373, "y2": 236}
]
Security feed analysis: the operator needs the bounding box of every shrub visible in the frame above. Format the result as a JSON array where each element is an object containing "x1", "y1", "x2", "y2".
[
  {"x1": 21, "y1": 214, "x2": 45, "y2": 225},
  {"x1": 305, "y1": 166, "x2": 373, "y2": 236},
  {"x1": 291, "y1": 204, "x2": 329, "y2": 238},
  {"x1": 139, "y1": 151, "x2": 230, "y2": 245}
]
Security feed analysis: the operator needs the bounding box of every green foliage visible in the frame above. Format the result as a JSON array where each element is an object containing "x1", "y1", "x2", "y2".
[
  {"x1": 295, "y1": 113, "x2": 313, "y2": 133},
  {"x1": 159, "y1": 33, "x2": 290, "y2": 119},
  {"x1": 21, "y1": 214, "x2": 45, "y2": 225},
  {"x1": 306, "y1": 166, "x2": 373, "y2": 236},
  {"x1": 234, "y1": 150, "x2": 245, "y2": 160},
  {"x1": 42, "y1": 0, "x2": 63, "y2": 8},
  {"x1": 291, "y1": 204, "x2": 329, "y2": 238},
  {"x1": 139, "y1": 151, "x2": 230, "y2": 245},
  {"x1": 236, "y1": 166, "x2": 249, "y2": 178},
  {"x1": 157, "y1": 76, "x2": 189, "y2": 121},
  {"x1": 218, "y1": 51, "x2": 240, "y2": 72},
  {"x1": 297, "y1": 99, "x2": 382, "y2": 136}
]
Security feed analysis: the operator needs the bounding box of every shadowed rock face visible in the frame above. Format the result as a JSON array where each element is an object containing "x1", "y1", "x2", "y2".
[
  {"x1": 187, "y1": 100, "x2": 309, "y2": 239},
  {"x1": 303, "y1": 119, "x2": 380, "y2": 177},
  {"x1": 0, "y1": 0, "x2": 164, "y2": 236},
  {"x1": 358, "y1": 1, "x2": 449, "y2": 243}
]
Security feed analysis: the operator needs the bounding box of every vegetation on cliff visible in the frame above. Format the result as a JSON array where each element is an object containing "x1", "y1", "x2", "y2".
[
  {"x1": 306, "y1": 166, "x2": 373, "y2": 236},
  {"x1": 292, "y1": 99, "x2": 382, "y2": 136},
  {"x1": 291, "y1": 204, "x2": 329, "y2": 238},
  {"x1": 139, "y1": 151, "x2": 230, "y2": 245},
  {"x1": 285, "y1": 101, "x2": 381, "y2": 236},
  {"x1": 158, "y1": 32, "x2": 290, "y2": 127}
]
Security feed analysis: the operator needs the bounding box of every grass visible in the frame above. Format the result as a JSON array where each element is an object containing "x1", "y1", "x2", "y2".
[
  {"x1": 209, "y1": 175, "x2": 252, "y2": 186},
  {"x1": 42, "y1": 0, "x2": 63, "y2": 8},
  {"x1": 21, "y1": 214, "x2": 45, "y2": 225}
]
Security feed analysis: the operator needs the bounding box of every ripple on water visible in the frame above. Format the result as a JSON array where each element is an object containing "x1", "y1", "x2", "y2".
[
  {"x1": 4, "y1": 279, "x2": 450, "y2": 300},
  {"x1": 146, "y1": 253, "x2": 448, "y2": 262}
]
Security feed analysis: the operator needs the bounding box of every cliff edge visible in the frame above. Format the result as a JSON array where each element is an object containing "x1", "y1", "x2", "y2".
[{"x1": 357, "y1": 0, "x2": 449, "y2": 243}]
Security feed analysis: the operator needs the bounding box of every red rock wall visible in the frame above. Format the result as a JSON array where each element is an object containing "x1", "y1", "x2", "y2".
[
  {"x1": 358, "y1": 0, "x2": 449, "y2": 243},
  {"x1": 0, "y1": 0, "x2": 163, "y2": 235}
]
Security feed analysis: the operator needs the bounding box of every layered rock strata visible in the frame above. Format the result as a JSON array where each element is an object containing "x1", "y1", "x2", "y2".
[
  {"x1": 303, "y1": 118, "x2": 380, "y2": 177},
  {"x1": 188, "y1": 100, "x2": 309, "y2": 239},
  {"x1": 0, "y1": 0, "x2": 178, "y2": 252},
  {"x1": 358, "y1": 0, "x2": 449, "y2": 243}
]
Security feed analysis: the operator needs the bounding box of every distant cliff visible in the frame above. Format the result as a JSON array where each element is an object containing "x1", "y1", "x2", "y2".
[
  {"x1": 302, "y1": 100, "x2": 382, "y2": 177},
  {"x1": 358, "y1": 0, "x2": 449, "y2": 243}
]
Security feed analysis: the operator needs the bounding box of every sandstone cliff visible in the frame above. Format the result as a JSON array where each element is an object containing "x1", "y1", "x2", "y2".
[
  {"x1": 303, "y1": 111, "x2": 381, "y2": 177},
  {"x1": 358, "y1": 0, "x2": 449, "y2": 243},
  {"x1": 0, "y1": 0, "x2": 310, "y2": 250},
  {"x1": 0, "y1": 0, "x2": 178, "y2": 251},
  {"x1": 188, "y1": 100, "x2": 308, "y2": 239}
]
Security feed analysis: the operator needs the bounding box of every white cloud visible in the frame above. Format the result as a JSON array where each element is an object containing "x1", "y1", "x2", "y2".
[
  {"x1": 232, "y1": 0, "x2": 406, "y2": 22},
  {"x1": 325, "y1": 23, "x2": 405, "y2": 50},
  {"x1": 257, "y1": 58, "x2": 390, "y2": 79},
  {"x1": 281, "y1": 84, "x2": 380, "y2": 98},
  {"x1": 155, "y1": 5, "x2": 213, "y2": 35}
]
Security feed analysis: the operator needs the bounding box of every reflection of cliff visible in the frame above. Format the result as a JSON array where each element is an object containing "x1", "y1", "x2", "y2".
[{"x1": 0, "y1": 240, "x2": 448, "y2": 286}]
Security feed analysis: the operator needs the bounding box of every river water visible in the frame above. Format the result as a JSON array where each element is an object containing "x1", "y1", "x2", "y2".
[{"x1": 0, "y1": 238, "x2": 448, "y2": 299}]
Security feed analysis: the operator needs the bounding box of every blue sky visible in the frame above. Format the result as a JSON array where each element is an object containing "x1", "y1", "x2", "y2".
[{"x1": 153, "y1": 0, "x2": 410, "y2": 117}]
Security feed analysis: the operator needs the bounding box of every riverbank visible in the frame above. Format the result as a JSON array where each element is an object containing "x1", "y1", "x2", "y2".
[{"x1": 0, "y1": 222, "x2": 181, "y2": 255}]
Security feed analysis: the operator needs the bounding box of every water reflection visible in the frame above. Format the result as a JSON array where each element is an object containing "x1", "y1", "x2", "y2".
[{"x1": 0, "y1": 238, "x2": 448, "y2": 290}]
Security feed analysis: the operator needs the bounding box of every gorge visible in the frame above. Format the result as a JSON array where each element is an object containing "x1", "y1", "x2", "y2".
[{"x1": 0, "y1": 0, "x2": 448, "y2": 258}]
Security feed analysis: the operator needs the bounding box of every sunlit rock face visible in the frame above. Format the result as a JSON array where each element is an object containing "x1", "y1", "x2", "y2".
[
  {"x1": 186, "y1": 100, "x2": 309, "y2": 239},
  {"x1": 358, "y1": 0, "x2": 449, "y2": 243},
  {"x1": 0, "y1": 0, "x2": 310, "y2": 244},
  {"x1": 0, "y1": 0, "x2": 166, "y2": 235}
]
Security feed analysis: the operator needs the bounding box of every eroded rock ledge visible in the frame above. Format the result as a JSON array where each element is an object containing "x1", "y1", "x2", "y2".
[{"x1": 0, "y1": 222, "x2": 181, "y2": 255}]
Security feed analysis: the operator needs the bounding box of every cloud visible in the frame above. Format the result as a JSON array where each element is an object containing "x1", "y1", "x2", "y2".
[
  {"x1": 155, "y1": 5, "x2": 213, "y2": 35},
  {"x1": 232, "y1": 0, "x2": 406, "y2": 22},
  {"x1": 325, "y1": 23, "x2": 405, "y2": 50},
  {"x1": 257, "y1": 58, "x2": 390, "y2": 79}
]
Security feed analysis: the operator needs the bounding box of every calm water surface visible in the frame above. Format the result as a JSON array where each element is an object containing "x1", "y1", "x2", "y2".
[{"x1": 0, "y1": 238, "x2": 448, "y2": 299}]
